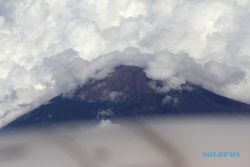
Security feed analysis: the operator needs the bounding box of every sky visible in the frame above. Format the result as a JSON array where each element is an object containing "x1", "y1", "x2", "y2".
[{"x1": 1, "y1": 0, "x2": 250, "y2": 126}]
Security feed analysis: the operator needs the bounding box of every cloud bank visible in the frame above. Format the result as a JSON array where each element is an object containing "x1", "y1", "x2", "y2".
[{"x1": 1, "y1": 0, "x2": 250, "y2": 126}]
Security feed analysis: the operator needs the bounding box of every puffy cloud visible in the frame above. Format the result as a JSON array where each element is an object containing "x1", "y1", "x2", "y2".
[
  {"x1": 1, "y1": 0, "x2": 250, "y2": 126},
  {"x1": 145, "y1": 51, "x2": 246, "y2": 92},
  {"x1": 0, "y1": 49, "x2": 89, "y2": 126}
]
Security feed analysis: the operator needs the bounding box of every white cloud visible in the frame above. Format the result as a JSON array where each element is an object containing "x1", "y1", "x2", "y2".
[{"x1": 1, "y1": 0, "x2": 250, "y2": 126}]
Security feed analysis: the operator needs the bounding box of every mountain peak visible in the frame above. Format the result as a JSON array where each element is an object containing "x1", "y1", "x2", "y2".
[
  {"x1": 3, "y1": 65, "x2": 250, "y2": 130},
  {"x1": 75, "y1": 65, "x2": 155, "y2": 102}
]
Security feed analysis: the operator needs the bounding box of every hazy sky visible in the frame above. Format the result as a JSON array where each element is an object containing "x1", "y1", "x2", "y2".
[{"x1": 1, "y1": 0, "x2": 250, "y2": 126}]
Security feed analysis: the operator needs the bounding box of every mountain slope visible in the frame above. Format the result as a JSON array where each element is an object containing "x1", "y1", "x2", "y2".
[{"x1": 3, "y1": 65, "x2": 250, "y2": 130}]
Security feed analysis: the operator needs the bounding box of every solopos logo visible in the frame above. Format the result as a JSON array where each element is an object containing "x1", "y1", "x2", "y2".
[{"x1": 202, "y1": 152, "x2": 240, "y2": 158}]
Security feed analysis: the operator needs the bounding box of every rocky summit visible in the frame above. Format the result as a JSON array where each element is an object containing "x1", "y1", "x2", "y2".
[{"x1": 3, "y1": 65, "x2": 250, "y2": 130}]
